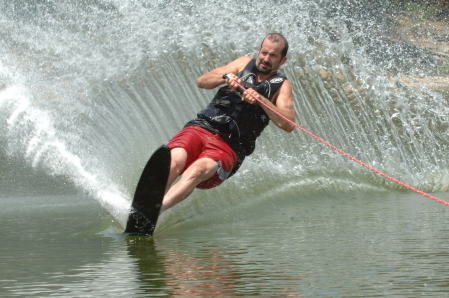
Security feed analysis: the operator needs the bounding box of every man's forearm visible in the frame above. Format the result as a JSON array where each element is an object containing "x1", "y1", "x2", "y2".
[{"x1": 196, "y1": 72, "x2": 226, "y2": 89}]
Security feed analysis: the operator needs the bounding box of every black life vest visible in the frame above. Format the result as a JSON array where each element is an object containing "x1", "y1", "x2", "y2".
[{"x1": 187, "y1": 58, "x2": 287, "y2": 176}]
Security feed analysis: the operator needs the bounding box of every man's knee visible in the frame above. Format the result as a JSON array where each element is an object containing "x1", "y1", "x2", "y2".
[{"x1": 183, "y1": 158, "x2": 218, "y2": 182}]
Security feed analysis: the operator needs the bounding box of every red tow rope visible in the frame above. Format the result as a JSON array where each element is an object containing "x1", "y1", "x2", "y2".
[{"x1": 224, "y1": 74, "x2": 449, "y2": 206}]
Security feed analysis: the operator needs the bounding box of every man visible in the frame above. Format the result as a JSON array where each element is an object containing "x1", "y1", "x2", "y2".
[{"x1": 161, "y1": 33, "x2": 295, "y2": 211}]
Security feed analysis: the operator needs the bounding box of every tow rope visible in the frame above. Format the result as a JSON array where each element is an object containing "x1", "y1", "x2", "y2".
[{"x1": 224, "y1": 74, "x2": 449, "y2": 206}]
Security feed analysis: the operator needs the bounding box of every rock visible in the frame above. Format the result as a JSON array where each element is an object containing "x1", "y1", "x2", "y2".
[
  {"x1": 319, "y1": 68, "x2": 330, "y2": 80},
  {"x1": 398, "y1": 76, "x2": 449, "y2": 92}
]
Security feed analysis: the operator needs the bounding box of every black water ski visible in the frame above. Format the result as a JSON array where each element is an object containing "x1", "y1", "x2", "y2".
[{"x1": 125, "y1": 145, "x2": 171, "y2": 235}]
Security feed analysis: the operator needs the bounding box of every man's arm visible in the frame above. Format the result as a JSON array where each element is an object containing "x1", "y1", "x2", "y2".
[
  {"x1": 242, "y1": 80, "x2": 296, "y2": 132},
  {"x1": 196, "y1": 56, "x2": 252, "y2": 89}
]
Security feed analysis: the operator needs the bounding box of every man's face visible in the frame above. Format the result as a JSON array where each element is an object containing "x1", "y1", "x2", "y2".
[{"x1": 255, "y1": 38, "x2": 287, "y2": 75}]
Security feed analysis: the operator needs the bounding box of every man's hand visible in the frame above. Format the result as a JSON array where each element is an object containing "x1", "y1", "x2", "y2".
[
  {"x1": 224, "y1": 73, "x2": 244, "y2": 93},
  {"x1": 225, "y1": 73, "x2": 260, "y2": 105},
  {"x1": 242, "y1": 88, "x2": 260, "y2": 105}
]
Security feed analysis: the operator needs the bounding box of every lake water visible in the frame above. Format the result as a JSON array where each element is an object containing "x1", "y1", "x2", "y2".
[{"x1": 1, "y1": 191, "x2": 448, "y2": 297}]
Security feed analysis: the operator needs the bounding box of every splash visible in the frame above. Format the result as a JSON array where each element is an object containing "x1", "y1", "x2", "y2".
[{"x1": 0, "y1": 82, "x2": 129, "y2": 225}]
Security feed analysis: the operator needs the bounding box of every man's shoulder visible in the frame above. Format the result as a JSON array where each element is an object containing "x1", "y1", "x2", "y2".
[
  {"x1": 232, "y1": 56, "x2": 253, "y2": 70},
  {"x1": 241, "y1": 55, "x2": 253, "y2": 61},
  {"x1": 236, "y1": 55, "x2": 253, "y2": 62},
  {"x1": 278, "y1": 78, "x2": 293, "y2": 97}
]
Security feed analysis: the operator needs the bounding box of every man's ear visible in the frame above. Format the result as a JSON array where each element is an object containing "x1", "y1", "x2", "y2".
[{"x1": 280, "y1": 56, "x2": 287, "y2": 66}]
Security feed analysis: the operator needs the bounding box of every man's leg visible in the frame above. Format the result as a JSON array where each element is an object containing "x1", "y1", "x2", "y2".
[
  {"x1": 166, "y1": 147, "x2": 188, "y2": 191},
  {"x1": 161, "y1": 157, "x2": 218, "y2": 211}
]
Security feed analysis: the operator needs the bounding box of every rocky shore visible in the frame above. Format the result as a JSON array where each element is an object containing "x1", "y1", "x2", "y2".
[{"x1": 392, "y1": 2, "x2": 449, "y2": 94}]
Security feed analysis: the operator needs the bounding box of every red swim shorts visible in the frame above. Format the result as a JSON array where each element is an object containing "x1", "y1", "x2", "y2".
[{"x1": 167, "y1": 126, "x2": 237, "y2": 189}]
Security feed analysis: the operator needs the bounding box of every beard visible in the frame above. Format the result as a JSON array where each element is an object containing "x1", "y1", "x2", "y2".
[{"x1": 256, "y1": 61, "x2": 273, "y2": 74}]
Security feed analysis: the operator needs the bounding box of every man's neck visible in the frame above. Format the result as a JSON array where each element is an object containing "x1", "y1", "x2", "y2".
[{"x1": 256, "y1": 71, "x2": 277, "y2": 82}]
